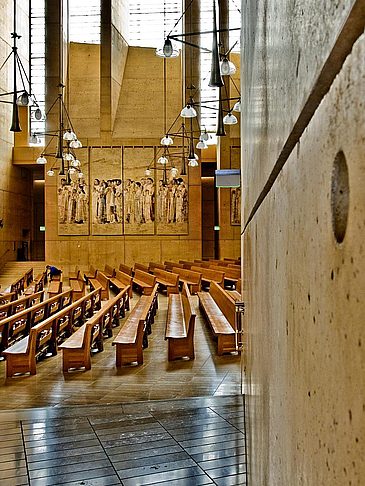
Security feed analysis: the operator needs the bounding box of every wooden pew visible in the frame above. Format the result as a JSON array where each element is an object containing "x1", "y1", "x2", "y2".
[
  {"x1": 3, "y1": 289, "x2": 102, "y2": 377},
  {"x1": 208, "y1": 265, "x2": 240, "y2": 288},
  {"x1": 153, "y1": 268, "x2": 179, "y2": 295},
  {"x1": 104, "y1": 264, "x2": 115, "y2": 278},
  {"x1": 179, "y1": 260, "x2": 195, "y2": 270},
  {"x1": 110, "y1": 270, "x2": 133, "y2": 300},
  {"x1": 134, "y1": 262, "x2": 150, "y2": 274},
  {"x1": 164, "y1": 261, "x2": 184, "y2": 271},
  {"x1": 191, "y1": 266, "x2": 225, "y2": 288},
  {"x1": 89, "y1": 271, "x2": 110, "y2": 300},
  {"x1": 132, "y1": 269, "x2": 156, "y2": 295},
  {"x1": 84, "y1": 265, "x2": 97, "y2": 283},
  {"x1": 172, "y1": 267, "x2": 202, "y2": 294},
  {"x1": 165, "y1": 283, "x2": 196, "y2": 361},
  {"x1": 10, "y1": 269, "x2": 34, "y2": 298},
  {"x1": 60, "y1": 289, "x2": 128, "y2": 372},
  {"x1": 113, "y1": 285, "x2": 158, "y2": 366},
  {"x1": 24, "y1": 271, "x2": 47, "y2": 296},
  {"x1": 69, "y1": 274, "x2": 86, "y2": 300},
  {"x1": 0, "y1": 291, "x2": 44, "y2": 321},
  {"x1": 48, "y1": 276, "x2": 63, "y2": 296},
  {"x1": 0, "y1": 290, "x2": 73, "y2": 354},
  {"x1": 68, "y1": 267, "x2": 80, "y2": 280},
  {"x1": 119, "y1": 263, "x2": 133, "y2": 276},
  {"x1": 148, "y1": 262, "x2": 166, "y2": 272},
  {"x1": 198, "y1": 282, "x2": 237, "y2": 355},
  {"x1": 0, "y1": 292, "x2": 17, "y2": 305}
]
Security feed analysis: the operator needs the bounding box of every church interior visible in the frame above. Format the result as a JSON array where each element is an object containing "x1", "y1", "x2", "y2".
[{"x1": 0, "y1": 1, "x2": 363, "y2": 485}]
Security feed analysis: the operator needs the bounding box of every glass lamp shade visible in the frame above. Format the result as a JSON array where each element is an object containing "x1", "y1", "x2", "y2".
[
  {"x1": 201, "y1": 130, "x2": 210, "y2": 142},
  {"x1": 220, "y1": 58, "x2": 236, "y2": 76},
  {"x1": 188, "y1": 158, "x2": 199, "y2": 167},
  {"x1": 196, "y1": 139, "x2": 208, "y2": 149},
  {"x1": 223, "y1": 113, "x2": 238, "y2": 125},
  {"x1": 180, "y1": 104, "x2": 197, "y2": 118},
  {"x1": 64, "y1": 153, "x2": 75, "y2": 161},
  {"x1": 30, "y1": 133, "x2": 40, "y2": 144},
  {"x1": 170, "y1": 167, "x2": 179, "y2": 177},
  {"x1": 34, "y1": 108, "x2": 43, "y2": 120},
  {"x1": 233, "y1": 100, "x2": 241, "y2": 112},
  {"x1": 63, "y1": 129, "x2": 77, "y2": 141},
  {"x1": 47, "y1": 169, "x2": 55, "y2": 176},
  {"x1": 70, "y1": 139, "x2": 82, "y2": 149},
  {"x1": 158, "y1": 156, "x2": 168, "y2": 165},
  {"x1": 16, "y1": 92, "x2": 31, "y2": 106},
  {"x1": 36, "y1": 155, "x2": 47, "y2": 164},
  {"x1": 161, "y1": 135, "x2": 174, "y2": 146},
  {"x1": 145, "y1": 168, "x2": 152, "y2": 176},
  {"x1": 156, "y1": 38, "x2": 180, "y2": 58}
]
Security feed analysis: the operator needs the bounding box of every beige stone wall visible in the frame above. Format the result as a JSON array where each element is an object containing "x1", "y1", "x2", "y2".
[
  {"x1": 45, "y1": 42, "x2": 202, "y2": 272},
  {"x1": 242, "y1": 1, "x2": 365, "y2": 484},
  {"x1": 0, "y1": 1, "x2": 32, "y2": 266}
]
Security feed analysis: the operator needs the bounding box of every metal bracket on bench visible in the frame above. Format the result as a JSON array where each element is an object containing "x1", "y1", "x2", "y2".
[{"x1": 235, "y1": 301, "x2": 245, "y2": 315}]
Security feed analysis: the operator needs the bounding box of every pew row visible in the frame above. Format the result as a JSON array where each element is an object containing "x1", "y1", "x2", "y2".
[
  {"x1": 153, "y1": 268, "x2": 179, "y2": 295},
  {"x1": 0, "y1": 290, "x2": 73, "y2": 354},
  {"x1": 198, "y1": 282, "x2": 237, "y2": 355},
  {"x1": 110, "y1": 270, "x2": 133, "y2": 300},
  {"x1": 113, "y1": 285, "x2": 158, "y2": 366},
  {"x1": 60, "y1": 288, "x2": 129, "y2": 372},
  {"x1": 132, "y1": 269, "x2": 156, "y2": 295},
  {"x1": 165, "y1": 283, "x2": 196, "y2": 361},
  {"x1": 0, "y1": 291, "x2": 44, "y2": 321},
  {"x1": 119, "y1": 263, "x2": 133, "y2": 276},
  {"x1": 172, "y1": 267, "x2": 201, "y2": 294},
  {"x1": 191, "y1": 266, "x2": 225, "y2": 288},
  {"x1": 89, "y1": 271, "x2": 110, "y2": 300},
  {"x1": 3, "y1": 289, "x2": 101, "y2": 377}
]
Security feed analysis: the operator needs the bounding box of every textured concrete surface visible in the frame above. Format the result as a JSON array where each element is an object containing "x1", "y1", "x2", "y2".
[{"x1": 242, "y1": 14, "x2": 365, "y2": 485}]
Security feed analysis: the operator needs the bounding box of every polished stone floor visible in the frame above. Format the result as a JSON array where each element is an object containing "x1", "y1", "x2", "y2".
[
  {"x1": 0, "y1": 395, "x2": 246, "y2": 485},
  {"x1": 0, "y1": 292, "x2": 241, "y2": 409}
]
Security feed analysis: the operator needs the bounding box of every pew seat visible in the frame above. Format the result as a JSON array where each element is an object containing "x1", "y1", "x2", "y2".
[
  {"x1": 165, "y1": 283, "x2": 196, "y2": 360},
  {"x1": 198, "y1": 282, "x2": 237, "y2": 355}
]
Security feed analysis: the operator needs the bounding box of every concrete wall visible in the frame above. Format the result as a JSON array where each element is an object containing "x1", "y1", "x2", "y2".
[
  {"x1": 242, "y1": 1, "x2": 365, "y2": 485},
  {"x1": 0, "y1": 0, "x2": 32, "y2": 266}
]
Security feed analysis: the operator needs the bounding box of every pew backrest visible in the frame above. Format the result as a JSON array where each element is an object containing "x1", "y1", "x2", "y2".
[
  {"x1": 134, "y1": 262, "x2": 150, "y2": 273},
  {"x1": 133, "y1": 269, "x2": 156, "y2": 287},
  {"x1": 119, "y1": 263, "x2": 133, "y2": 276},
  {"x1": 209, "y1": 281, "x2": 236, "y2": 329},
  {"x1": 191, "y1": 266, "x2": 225, "y2": 285},
  {"x1": 104, "y1": 264, "x2": 115, "y2": 277},
  {"x1": 153, "y1": 268, "x2": 179, "y2": 286}
]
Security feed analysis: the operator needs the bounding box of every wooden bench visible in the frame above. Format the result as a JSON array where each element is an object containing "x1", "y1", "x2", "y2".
[
  {"x1": 10, "y1": 269, "x2": 33, "y2": 298},
  {"x1": 59, "y1": 289, "x2": 128, "y2": 372},
  {"x1": 110, "y1": 270, "x2": 133, "y2": 300},
  {"x1": 198, "y1": 282, "x2": 237, "y2": 355},
  {"x1": 69, "y1": 274, "x2": 86, "y2": 300},
  {"x1": 0, "y1": 290, "x2": 73, "y2": 354},
  {"x1": 165, "y1": 283, "x2": 196, "y2": 361},
  {"x1": 148, "y1": 262, "x2": 166, "y2": 272},
  {"x1": 0, "y1": 291, "x2": 44, "y2": 321},
  {"x1": 113, "y1": 285, "x2": 158, "y2": 366},
  {"x1": 24, "y1": 271, "x2": 47, "y2": 296},
  {"x1": 208, "y1": 265, "x2": 240, "y2": 288},
  {"x1": 48, "y1": 277, "x2": 63, "y2": 296},
  {"x1": 153, "y1": 268, "x2": 179, "y2": 295},
  {"x1": 119, "y1": 263, "x2": 133, "y2": 276},
  {"x1": 84, "y1": 265, "x2": 97, "y2": 284},
  {"x1": 89, "y1": 271, "x2": 110, "y2": 300},
  {"x1": 104, "y1": 264, "x2": 115, "y2": 278},
  {"x1": 164, "y1": 261, "x2": 184, "y2": 271},
  {"x1": 191, "y1": 266, "x2": 225, "y2": 288},
  {"x1": 134, "y1": 262, "x2": 150, "y2": 274},
  {"x1": 132, "y1": 269, "x2": 156, "y2": 295},
  {"x1": 172, "y1": 267, "x2": 202, "y2": 294},
  {"x1": 179, "y1": 260, "x2": 195, "y2": 270},
  {"x1": 68, "y1": 267, "x2": 80, "y2": 280},
  {"x1": 2, "y1": 289, "x2": 102, "y2": 377},
  {"x1": 0, "y1": 292, "x2": 17, "y2": 305}
]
